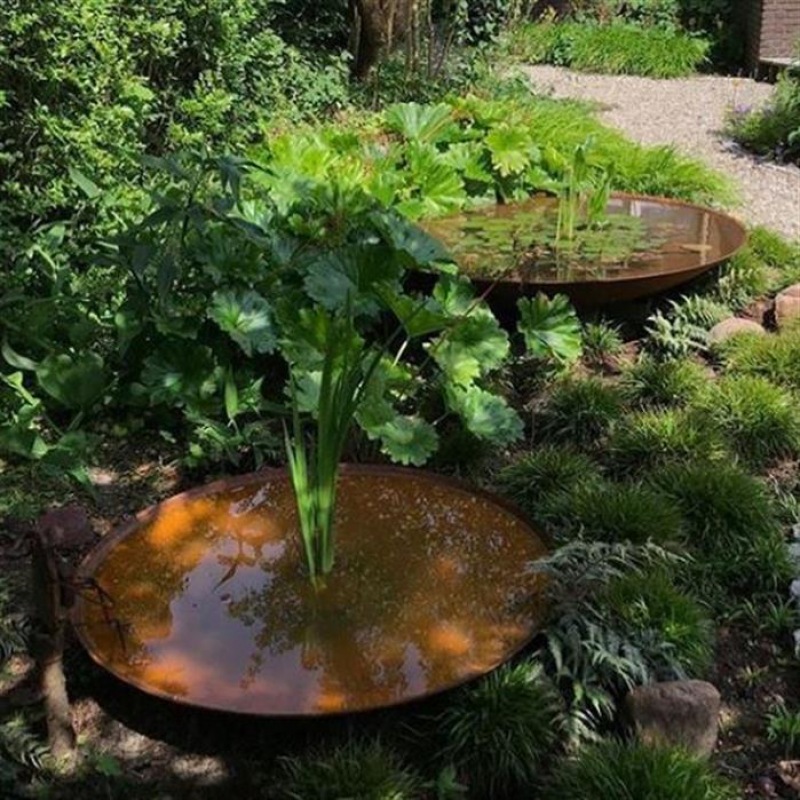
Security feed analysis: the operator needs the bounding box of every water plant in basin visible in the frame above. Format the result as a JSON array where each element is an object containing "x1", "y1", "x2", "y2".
[
  {"x1": 424, "y1": 139, "x2": 661, "y2": 284},
  {"x1": 113, "y1": 155, "x2": 556, "y2": 583}
]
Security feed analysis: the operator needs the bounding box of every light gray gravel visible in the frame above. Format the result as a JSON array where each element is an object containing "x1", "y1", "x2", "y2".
[{"x1": 524, "y1": 65, "x2": 800, "y2": 241}]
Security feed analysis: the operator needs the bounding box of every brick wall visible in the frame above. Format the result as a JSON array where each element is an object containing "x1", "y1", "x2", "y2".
[
  {"x1": 760, "y1": 0, "x2": 800, "y2": 58},
  {"x1": 752, "y1": 0, "x2": 800, "y2": 62}
]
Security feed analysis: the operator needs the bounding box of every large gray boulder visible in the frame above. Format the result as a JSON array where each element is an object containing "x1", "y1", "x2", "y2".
[{"x1": 623, "y1": 680, "x2": 721, "y2": 758}]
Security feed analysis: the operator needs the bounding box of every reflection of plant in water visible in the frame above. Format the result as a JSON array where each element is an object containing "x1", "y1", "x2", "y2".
[{"x1": 221, "y1": 478, "x2": 547, "y2": 709}]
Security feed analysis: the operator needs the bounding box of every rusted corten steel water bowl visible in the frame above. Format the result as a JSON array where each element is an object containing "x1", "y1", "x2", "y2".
[
  {"x1": 421, "y1": 193, "x2": 748, "y2": 311},
  {"x1": 72, "y1": 466, "x2": 548, "y2": 717}
]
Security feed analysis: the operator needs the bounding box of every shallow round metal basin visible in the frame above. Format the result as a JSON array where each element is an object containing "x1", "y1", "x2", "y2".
[
  {"x1": 72, "y1": 466, "x2": 548, "y2": 717},
  {"x1": 421, "y1": 193, "x2": 747, "y2": 310}
]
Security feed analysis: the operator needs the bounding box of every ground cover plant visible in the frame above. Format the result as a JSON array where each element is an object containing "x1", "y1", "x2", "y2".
[
  {"x1": 3, "y1": 5, "x2": 800, "y2": 798},
  {"x1": 508, "y1": 19, "x2": 709, "y2": 78},
  {"x1": 728, "y1": 60, "x2": 800, "y2": 167}
]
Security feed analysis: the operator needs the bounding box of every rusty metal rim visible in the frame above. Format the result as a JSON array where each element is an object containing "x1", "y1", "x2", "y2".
[
  {"x1": 72, "y1": 464, "x2": 549, "y2": 719},
  {"x1": 427, "y1": 191, "x2": 748, "y2": 287}
]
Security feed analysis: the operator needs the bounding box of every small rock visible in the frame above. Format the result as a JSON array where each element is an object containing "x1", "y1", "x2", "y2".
[
  {"x1": 708, "y1": 317, "x2": 766, "y2": 345},
  {"x1": 775, "y1": 284, "x2": 800, "y2": 329},
  {"x1": 623, "y1": 680, "x2": 721, "y2": 758},
  {"x1": 791, "y1": 578, "x2": 800, "y2": 599}
]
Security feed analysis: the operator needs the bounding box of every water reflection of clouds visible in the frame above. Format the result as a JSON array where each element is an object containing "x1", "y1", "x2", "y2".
[{"x1": 77, "y1": 472, "x2": 547, "y2": 715}]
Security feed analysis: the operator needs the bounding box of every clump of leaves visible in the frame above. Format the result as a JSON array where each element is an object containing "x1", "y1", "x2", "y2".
[
  {"x1": 749, "y1": 225, "x2": 800, "y2": 272},
  {"x1": 608, "y1": 408, "x2": 726, "y2": 474},
  {"x1": 767, "y1": 702, "x2": 800, "y2": 756},
  {"x1": 533, "y1": 541, "x2": 686, "y2": 739},
  {"x1": 717, "y1": 323, "x2": 800, "y2": 392},
  {"x1": 650, "y1": 462, "x2": 792, "y2": 599},
  {"x1": 644, "y1": 309, "x2": 707, "y2": 360},
  {"x1": 692, "y1": 375, "x2": 800, "y2": 468},
  {"x1": 603, "y1": 571, "x2": 714, "y2": 677},
  {"x1": 669, "y1": 295, "x2": 731, "y2": 330},
  {"x1": 542, "y1": 739, "x2": 737, "y2": 800},
  {"x1": 495, "y1": 445, "x2": 602, "y2": 522},
  {"x1": 550, "y1": 480, "x2": 683, "y2": 546},
  {"x1": 275, "y1": 739, "x2": 422, "y2": 800},
  {"x1": 582, "y1": 320, "x2": 624, "y2": 366},
  {"x1": 518, "y1": 293, "x2": 583, "y2": 366},
  {"x1": 622, "y1": 355, "x2": 708, "y2": 408},
  {"x1": 534, "y1": 377, "x2": 624, "y2": 448},
  {"x1": 432, "y1": 662, "x2": 565, "y2": 797}
]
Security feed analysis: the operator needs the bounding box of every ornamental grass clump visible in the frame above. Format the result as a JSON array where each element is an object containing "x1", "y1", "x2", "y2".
[
  {"x1": 603, "y1": 571, "x2": 714, "y2": 677},
  {"x1": 717, "y1": 323, "x2": 800, "y2": 392},
  {"x1": 495, "y1": 446, "x2": 602, "y2": 518},
  {"x1": 550, "y1": 481, "x2": 683, "y2": 546},
  {"x1": 275, "y1": 739, "x2": 423, "y2": 800},
  {"x1": 691, "y1": 375, "x2": 800, "y2": 468},
  {"x1": 622, "y1": 356, "x2": 708, "y2": 408},
  {"x1": 534, "y1": 377, "x2": 624, "y2": 448},
  {"x1": 432, "y1": 662, "x2": 565, "y2": 797},
  {"x1": 650, "y1": 462, "x2": 792, "y2": 598},
  {"x1": 543, "y1": 739, "x2": 738, "y2": 800},
  {"x1": 607, "y1": 408, "x2": 727, "y2": 474},
  {"x1": 509, "y1": 21, "x2": 710, "y2": 79}
]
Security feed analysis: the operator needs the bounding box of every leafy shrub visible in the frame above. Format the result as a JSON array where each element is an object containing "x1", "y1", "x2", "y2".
[
  {"x1": 255, "y1": 93, "x2": 733, "y2": 214},
  {"x1": 692, "y1": 375, "x2": 800, "y2": 467},
  {"x1": 622, "y1": 356, "x2": 708, "y2": 408},
  {"x1": 669, "y1": 295, "x2": 731, "y2": 330},
  {"x1": 534, "y1": 378, "x2": 624, "y2": 448},
  {"x1": 496, "y1": 445, "x2": 602, "y2": 519},
  {"x1": 510, "y1": 21, "x2": 709, "y2": 78},
  {"x1": 551, "y1": 481, "x2": 683, "y2": 545},
  {"x1": 608, "y1": 408, "x2": 726, "y2": 473},
  {"x1": 650, "y1": 462, "x2": 792, "y2": 598},
  {"x1": 717, "y1": 324, "x2": 800, "y2": 392},
  {"x1": 275, "y1": 739, "x2": 422, "y2": 800},
  {"x1": 534, "y1": 541, "x2": 687, "y2": 738},
  {"x1": 728, "y1": 70, "x2": 800, "y2": 166},
  {"x1": 603, "y1": 571, "x2": 714, "y2": 676},
  {"x1": 0, "y1": 0, "x2": 349, "y2": 225},
  {"x1": 542, "y1": 739, "x2": 737, "y2": 800},
  {"x1": 644, "y1": 310, "x2": 707, "y2": 360},
  {"x1": 432, "y1": 662, "x2": 565, "y2": 796}
]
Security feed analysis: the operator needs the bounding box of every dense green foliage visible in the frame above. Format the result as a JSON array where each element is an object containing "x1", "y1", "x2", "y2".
[
  {"x1": 534, "y1": 377, "x2": 623, "y2": 447},
  {"x1": 0, "y1": 0, "x2": 349, "y2": 227},
  {"x1": 543, "y1": 739, "x2": 738, "y2": 800},
  {"x1": 275, "y1": 739, "x2": 423, "y2": 800},
  {"x1": 608, "y1": 408, "x2": 726, "y2": 473},
  {"x1": 692, "y1": 375, "x2": 800, "y2": 467},
  {"x1": 509, "y1": 20, "x2": 709, "y2": 78},
  {"x1": 622, "y1": 356, "x2": 707, "y2": 408},
  {"x1": 716, "y1": 323, "x2": 800, "y2": 392},
  {"x1": 433, "y1": 662, "x2": 565, "y2": 796},
  {"x1": 729, "y1": 69, "x2": 800, "y2": 166},
  {"x1": 603, "y1": 571, "x2": 714, "y2": 676},
  {"x1": 651, "y1": 461, "x2": 792, "y2": 598}
]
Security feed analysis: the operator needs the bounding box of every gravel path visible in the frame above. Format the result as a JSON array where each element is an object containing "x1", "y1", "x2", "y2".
[{"x1": 524, "y1": 65, "x2": 800, "y2": 241}]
